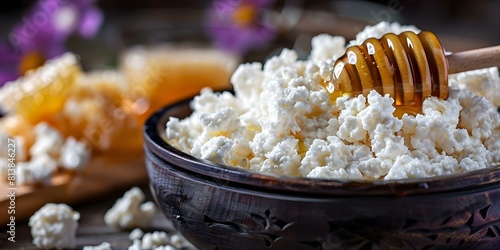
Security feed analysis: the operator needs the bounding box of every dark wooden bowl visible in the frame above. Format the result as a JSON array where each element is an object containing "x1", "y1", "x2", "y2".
[{"x1": 143, "y1": 96, "x2": 500, "y2": 250}]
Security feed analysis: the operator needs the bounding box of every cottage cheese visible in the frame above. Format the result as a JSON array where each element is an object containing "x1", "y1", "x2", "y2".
[
  {"x1": 166, "y1": 22, "x2": 500, "y2": 180},
  {"x1": 59, "y1": 136, "x2": 91, "y2": 171},
  {"x1": 0, "y1": 121, "x2": 92, "y2": 185},
  {"x1": 127, "y1": 229, "x2": 195, "y2": 250},
  {"x1": 129, "y1": 228, "x2": 145, "y2": 241},
  {"x1": 140, "y1": 231, "x2": 170, "y2": 250},
  {"x1": 17, "y1": 154, "x2": 58, "y2": 185},
  {"x1": 29, "y1": 203, "x2": 80, "y2": 249},
  {"x1": 104, "y1": 187, "x2": 156, "y2": 230},
  {"x1": 30, "y1": 122, "x2": 64, "y2": 157},
  {"x1": 83, "y1": 242, "x2": 113, "y2": 250},
  {"x1": 449, "y1": 67, "x2": 500, "y2": 107},
  {"x1": 347, "y1": 22, "x2": 420, "y2": 47}
]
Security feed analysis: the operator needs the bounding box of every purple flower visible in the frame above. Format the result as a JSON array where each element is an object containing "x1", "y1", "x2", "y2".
[
  {"x1": 0, "y1": 0, "x2": 103, "y2": 86},
  {"x1": 207, "y1": 0, "x2": 276, "y2": 54}
]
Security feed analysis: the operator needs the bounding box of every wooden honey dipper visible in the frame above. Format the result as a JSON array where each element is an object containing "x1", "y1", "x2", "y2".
[{"x1": 327, "y1": 31, "x2": 500, "y2": 106}]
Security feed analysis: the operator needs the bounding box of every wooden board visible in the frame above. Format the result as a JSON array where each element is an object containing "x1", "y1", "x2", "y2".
[
  {"x1": 0, "y1": 151, "x2": 147, "y2": 225},
  {"x1": 1, "y1": 182, "x2": 177, "y2": 250}
]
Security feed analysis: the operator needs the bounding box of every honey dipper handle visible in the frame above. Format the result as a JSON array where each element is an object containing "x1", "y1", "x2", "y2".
[{"x1": 447, "y1": 45, "x2": 500, "y2": 74}]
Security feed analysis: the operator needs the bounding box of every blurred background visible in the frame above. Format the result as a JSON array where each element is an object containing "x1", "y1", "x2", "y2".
[
  {"x1": 0, "y1": 2, "x2": 499, "y2": 247},
  {"x1": 0, "y1": 0, "x2": 499, "y2": 70}
]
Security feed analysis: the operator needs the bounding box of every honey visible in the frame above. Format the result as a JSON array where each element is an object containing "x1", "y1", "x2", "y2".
[
  {"x1": 121, "y1": 45, "x2": 240, "y2": 125},
  {"x1": 326, "y1": 31, "x2": 448, "y2": 109},
  {"x1": 4, "y1": 54, "x2": 81, "y2": 125}
]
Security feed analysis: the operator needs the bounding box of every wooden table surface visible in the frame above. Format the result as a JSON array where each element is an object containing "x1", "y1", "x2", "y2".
[{"x1": 0, "y1": 182, "x2": 180, "y2": 250}]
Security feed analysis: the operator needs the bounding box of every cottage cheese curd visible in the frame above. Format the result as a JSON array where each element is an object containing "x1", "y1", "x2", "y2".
[
  {"x1": 166, "y1": 22, "x2": 500, "y2": 180},
  {"x1": 127, "y1": 228, "x2": 195, "y2": 250},
  {"x1": 29, "y1": 203, "x2": 80, "y2": 249},
  {"x1": 83, "y1": 242, "x2": 112, "y2": 250},
  {"x1": 0, "y1": 121, "x2": 91, "y2": 186},
  {"x1": 104, "y1": 187, "x2": 157, "y2": 230}
]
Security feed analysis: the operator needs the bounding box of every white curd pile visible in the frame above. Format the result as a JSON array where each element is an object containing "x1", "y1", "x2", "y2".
[{"x1": 166, "y1": 22, "x2": 500, "y2": 180}]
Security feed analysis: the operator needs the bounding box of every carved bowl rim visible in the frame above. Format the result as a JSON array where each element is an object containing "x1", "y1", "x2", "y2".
[{"x1": 143, "y1": 95, "x2": 500, "y2": 197}]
